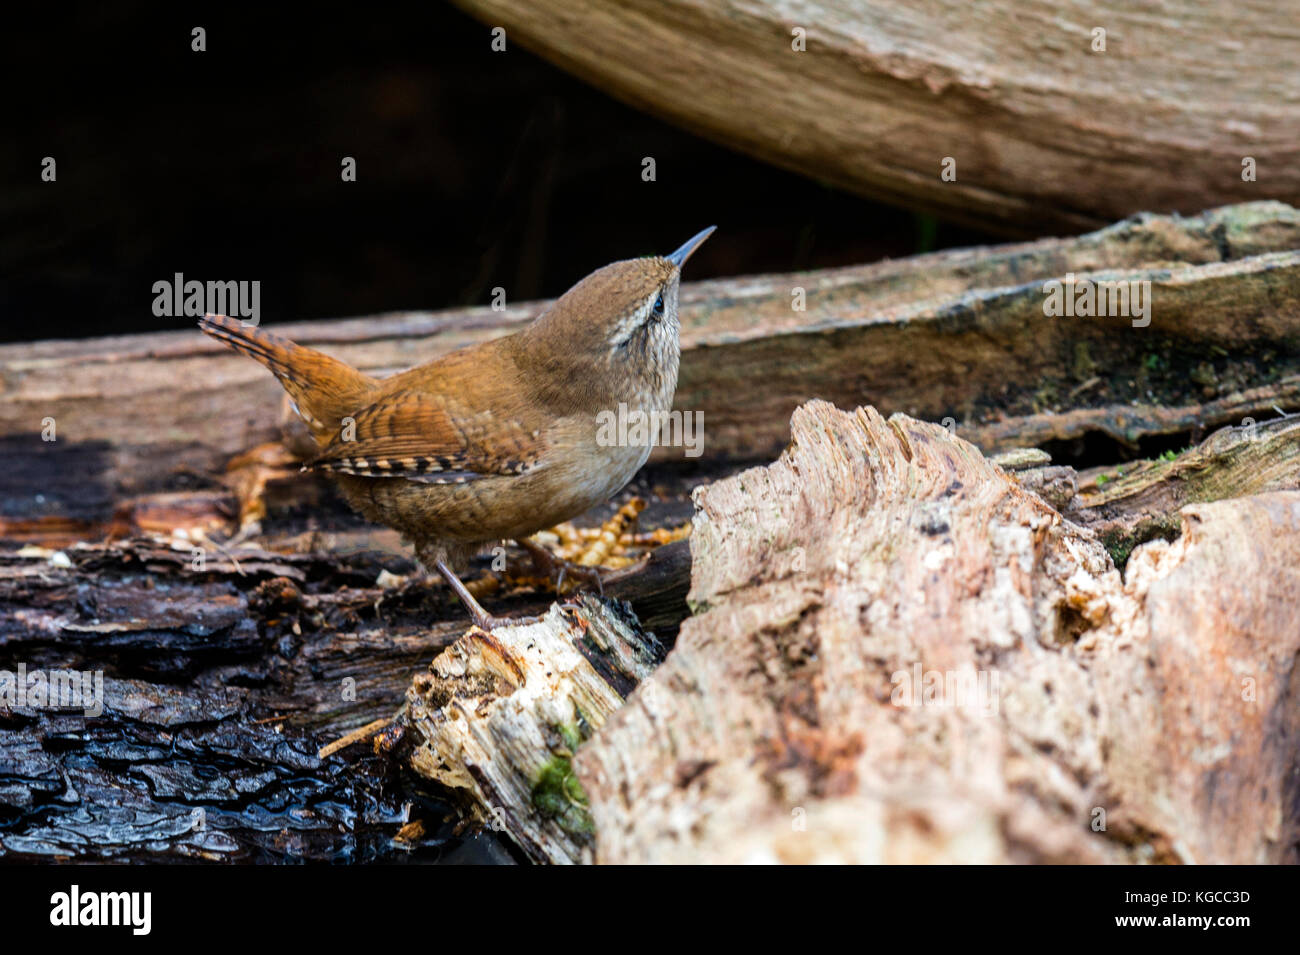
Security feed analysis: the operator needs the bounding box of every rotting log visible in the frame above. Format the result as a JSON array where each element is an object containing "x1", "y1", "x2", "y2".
[
  {"x1": 983, "y1": 414, "x2": 1300, "y2": 566},
  {"x1": 571, "y1": 402, "x2": 1300, "y2": 863},
  {"x1": 0, "y1": 531, "x2": 688, "y2": 735},
  {"x1": 393, "y1": 595, "x2": 666, "y2": 864},
  {"x1": 452, "y1": 0, "x2": 1300, "y2": 235},
  {"x1": 3, "y1": 202, "x2": 1300, "y2": 537}
]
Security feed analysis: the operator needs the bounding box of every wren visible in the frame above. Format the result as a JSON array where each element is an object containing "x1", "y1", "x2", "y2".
[{"x1": 200, "y1": 226, "x2": 715, "y2": 629}]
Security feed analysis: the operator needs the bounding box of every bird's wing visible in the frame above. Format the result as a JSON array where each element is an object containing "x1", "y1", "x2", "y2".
[{"x1": 307, "y1": 388, "x2": 544, "y2": 484}]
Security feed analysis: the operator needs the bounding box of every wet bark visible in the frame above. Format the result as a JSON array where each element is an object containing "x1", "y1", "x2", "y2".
[{"x1": 0, "y1": 506, "x2": 691, "y2": 861}]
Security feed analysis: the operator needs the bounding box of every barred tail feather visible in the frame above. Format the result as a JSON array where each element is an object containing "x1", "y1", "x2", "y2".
[{"x1": 198, "y1": 313, "x2": 376, "y2": 442}]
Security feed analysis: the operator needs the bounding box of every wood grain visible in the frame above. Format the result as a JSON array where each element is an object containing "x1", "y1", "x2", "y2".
[{"x1": 453, "y1": 0, "x2": 1300, "y2": 234}]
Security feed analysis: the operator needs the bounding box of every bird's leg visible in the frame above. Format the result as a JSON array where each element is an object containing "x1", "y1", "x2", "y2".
[{"x1": 433, "y1": 559, "x2": 538, "y2": 631}]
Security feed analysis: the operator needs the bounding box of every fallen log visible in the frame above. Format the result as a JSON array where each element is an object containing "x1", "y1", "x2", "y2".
[
  {"x1": 452, "y1": 0, "x2": 1300, "y2": 235},
  {"x1": 572, "y1": 402, "x2": 1300, "y2": 863},
  {"x1": 4, "y1": 201, "x2": 1299, "y2": 534}
]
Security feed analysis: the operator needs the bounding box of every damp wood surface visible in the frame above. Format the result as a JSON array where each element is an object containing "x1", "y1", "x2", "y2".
[
  {"x1": 3, "y1": 201, "x2": 1300, "y2": 537},
  {"x1": 0, "y1": 463, "x2": 695, "y2": 861},
  {"x1": 451, "y1": 0, "x2": 1300, "y2": 235}
]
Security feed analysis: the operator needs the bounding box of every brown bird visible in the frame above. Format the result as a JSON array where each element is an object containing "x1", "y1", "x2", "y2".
[{"x1": 199, "y1": 226, "x2": 714, "y2": 629}]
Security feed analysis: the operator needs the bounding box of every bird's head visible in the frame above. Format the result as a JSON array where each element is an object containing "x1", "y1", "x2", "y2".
[{"x1": 518, "y1": 227, "x2": 715, "y2": 408}]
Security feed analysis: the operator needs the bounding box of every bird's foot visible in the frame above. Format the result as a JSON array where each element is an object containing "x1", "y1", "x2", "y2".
[{"x1": 433, "y1": 558, "x2": 540, "y2": 632}]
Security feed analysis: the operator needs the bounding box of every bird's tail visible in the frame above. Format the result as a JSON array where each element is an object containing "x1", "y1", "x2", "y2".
[{"x1": 198, "y1": 313, "x2": 376, "y2": 442}]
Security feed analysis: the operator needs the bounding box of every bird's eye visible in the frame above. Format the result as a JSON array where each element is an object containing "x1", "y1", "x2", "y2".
[{"x1": 652, "y1": 293, "x2": 665, "y2": 318}]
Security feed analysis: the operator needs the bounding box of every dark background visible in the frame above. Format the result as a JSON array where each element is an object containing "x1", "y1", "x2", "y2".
[{"x1": 1, "y1": 1, "x2": 997, "y2": 343}]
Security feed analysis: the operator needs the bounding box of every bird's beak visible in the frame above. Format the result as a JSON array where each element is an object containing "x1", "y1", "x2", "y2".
[{"x1": 666, "y1": 226, "x2": 716, "y2": 269}]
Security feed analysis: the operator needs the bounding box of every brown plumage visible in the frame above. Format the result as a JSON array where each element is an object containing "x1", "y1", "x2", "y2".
[{"x1": 199, "y1": 227, "x2": 715, "y2": 628}]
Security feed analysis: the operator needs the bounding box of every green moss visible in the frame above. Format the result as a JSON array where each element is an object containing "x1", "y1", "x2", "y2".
[
  {"x1": 1102, "y1": 515, "x2": 1183, "y2": 571},
  {"x1": 531, "y1": 754, "x2": 594, "y2": 836},
  {"x1": 555, "y1": 720, "x2": 583, "y2": 753},
  {"x1": 529, "y1": 717, "x2": 595, "y2": 836},
  {"x1": 1103, "y1": 532, "x2": 1134, "y2": 569}
]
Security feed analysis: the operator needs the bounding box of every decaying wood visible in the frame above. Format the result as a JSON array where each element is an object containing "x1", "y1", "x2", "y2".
[
  {"x1": 453, "y1": 0, "x2": 1300, "y2": 235},
  {"x1": 3, "y1": 400, "x2": 1295, "y2": 862},
  {"x1": 4, "y1": 202, "x2": 1300, "y2": 536},
  {"x1": 571, "y1": 402, "x2": 1300, "y2": 863},
  {"x1": 395, "y1": 595, "x2": 667, "y2": 864},
  {"x1": 1063, "y1": 413, "x2": 1300, "y2": 564}
]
